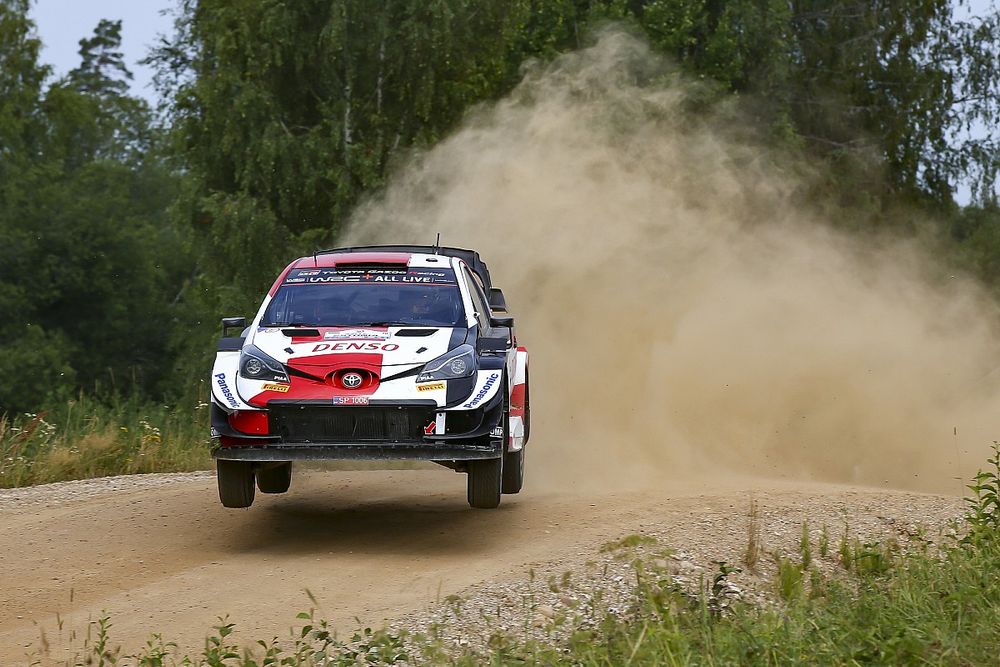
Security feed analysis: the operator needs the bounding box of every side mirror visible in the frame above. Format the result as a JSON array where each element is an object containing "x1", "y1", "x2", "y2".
[
  {"x1": 488, "y1": 288, "x2": 508, "y2": 312},
  {"x1": 221, "y1": 316, "x2": 247, "y2": 337},
  {"x1": 490, "y1": 315, "x2": 514, "y2": 328}
]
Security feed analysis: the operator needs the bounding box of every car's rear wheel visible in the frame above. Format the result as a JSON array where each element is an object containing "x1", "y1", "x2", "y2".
[
  {"x1": 217, "y1": 459, "x2": 255, "y2": 508},
  {"x1": 467, "y1": 458, "x2": 502, "y2": 509},
  {"x1": 256, "y1": 462, "x2": 292, "y2": 494}
]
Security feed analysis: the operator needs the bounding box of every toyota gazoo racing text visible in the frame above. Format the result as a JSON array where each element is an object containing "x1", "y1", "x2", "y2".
[{"x1": 209, "y1": 246, "x2": 530, "y2": 509}]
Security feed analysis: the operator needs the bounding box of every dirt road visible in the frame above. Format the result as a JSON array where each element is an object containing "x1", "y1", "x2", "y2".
[{"x1": 0, "y1": 468, "x2": 965, "y2": 665}]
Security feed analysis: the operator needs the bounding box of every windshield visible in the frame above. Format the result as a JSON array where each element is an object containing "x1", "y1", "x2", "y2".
[{"x1": 262, "y1": 267, "x2": 465, "y2": 327}]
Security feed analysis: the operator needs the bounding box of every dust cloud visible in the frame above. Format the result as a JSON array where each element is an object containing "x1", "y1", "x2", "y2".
[{"x1": 346, "y1": 29, "x2": 1000, "y2": 493}]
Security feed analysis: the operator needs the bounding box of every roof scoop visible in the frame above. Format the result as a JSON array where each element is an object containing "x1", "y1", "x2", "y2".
[
  {"x1": 282, "y1": 328, "x2": 320, "y2": 337},
  {"x1": 394, "y1": 328, "x2": 438, "y2": 337}
]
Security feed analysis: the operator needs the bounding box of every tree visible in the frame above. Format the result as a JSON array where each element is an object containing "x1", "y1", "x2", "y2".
[
  {"x1": 0, "y1": 9, "x2": 186, "y2": 414},
  {"x1": 0, "y1": 0, "x2": 74, "y2": 412},
  {"x1": 633, "y1": 1, "x2": 1000, "y2": 207}
]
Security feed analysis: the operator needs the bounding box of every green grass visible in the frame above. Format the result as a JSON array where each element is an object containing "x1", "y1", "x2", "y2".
[
  {"x1": 545, "y1": 538, "x2": 1000, "y2": 665},
  {"x1": 0, "y1": 393, "x2": 213, "y2": 488}
]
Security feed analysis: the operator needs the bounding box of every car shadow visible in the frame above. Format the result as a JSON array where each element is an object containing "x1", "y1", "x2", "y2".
[{"x1": 220, "y1": 471, "x2": 527, "y2": 557}]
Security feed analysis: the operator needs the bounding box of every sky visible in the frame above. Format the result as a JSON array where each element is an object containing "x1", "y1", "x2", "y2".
[{"x1": 31, "y1": 0, "x2": 176, "y2": 103}]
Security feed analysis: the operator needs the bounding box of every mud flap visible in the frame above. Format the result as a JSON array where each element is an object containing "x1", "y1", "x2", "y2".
[{"x1": 508, "y1": 347, "x2": 528, "y2": 451}]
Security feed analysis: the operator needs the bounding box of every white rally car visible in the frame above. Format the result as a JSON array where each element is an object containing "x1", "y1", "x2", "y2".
[{"x1": 210, "y1": 246, "x2": 530, "y2": 509}]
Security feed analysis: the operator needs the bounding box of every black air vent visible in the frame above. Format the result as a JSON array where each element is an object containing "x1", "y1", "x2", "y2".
[
  {"x1": 270, "y1": 405, "x2": 434, "y2": 443},
  {"x1": 282, "y1": 328, "x2": 320, "y2": 337},
  {"x1": 395, "y1": 328, "x2": 438, "y2": 337}
]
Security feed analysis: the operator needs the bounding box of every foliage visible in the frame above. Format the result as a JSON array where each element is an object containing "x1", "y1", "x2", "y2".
[
  {"x1": 634, "y1": 0, "x2": 1000, "y2": 208},
  {"x1": 0, "y1": 3, "x2": 188, "y2": 414},
  {"x1": 964, "y1": 441, "x2": 1000, "y2": 542},
  {"x1": 0, "y1": 394, "x2": 212, "y2": 488},
  {"x1": 774, "y1": 555, "x2": 804, "y2": 602},
  {"x1": 742, "y1": 495, "x2": 761, "y2": 570},
  {"x1": 65, "y1": 609, "x2": 411, "y2": 667},
  {"x1": 951, "y1": 204, "x2": 1000, "y2": 295}
]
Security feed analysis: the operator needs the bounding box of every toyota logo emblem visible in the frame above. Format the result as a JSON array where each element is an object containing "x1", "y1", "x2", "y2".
[{"x1": 341, "y1": 372, "x2": 364, "y2": 389}]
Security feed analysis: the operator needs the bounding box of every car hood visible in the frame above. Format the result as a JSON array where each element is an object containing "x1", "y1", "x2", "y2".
[{"x1": 249, "y1": 325, "x2": 461, "y2": 370}]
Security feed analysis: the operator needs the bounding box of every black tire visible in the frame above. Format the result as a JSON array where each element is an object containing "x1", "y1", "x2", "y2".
[
  {"x1": 467, "y1": 458, "x2": 502, "y2": 509},
  {"x1": 217, "y1": 459, "x2": 255, "y2": 508},
  {"x1": 256, "y1": 462, "x2": 292, "y2": 494}
]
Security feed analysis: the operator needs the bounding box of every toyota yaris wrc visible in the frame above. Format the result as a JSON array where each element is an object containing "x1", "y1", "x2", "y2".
[{"x1": 209, "y1": 245, "x2": 529, "y2": 509}]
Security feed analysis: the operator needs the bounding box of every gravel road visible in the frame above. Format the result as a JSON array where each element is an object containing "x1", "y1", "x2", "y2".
[{"x1": 0, "y1": 469, "x2": 965, "y2": 665}]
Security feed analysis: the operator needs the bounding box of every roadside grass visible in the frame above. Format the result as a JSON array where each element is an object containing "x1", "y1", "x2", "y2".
[
  {"x1": 0, "y1": 394, "x2": 213, "y2": 488},
  {"x1": 537, "y1": 535, "x2": 1000, "y2": 666},
  {"x1": 43, "y1": 444, "x2": 1000, "y2": 666},
  {"x1": 0, "y1": 396, "x2": 436, "y2": 489}
]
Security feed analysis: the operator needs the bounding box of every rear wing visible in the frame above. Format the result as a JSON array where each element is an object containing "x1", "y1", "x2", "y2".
[{"x1": 318, "y1": 244, "x2": 494, "y2": 291}]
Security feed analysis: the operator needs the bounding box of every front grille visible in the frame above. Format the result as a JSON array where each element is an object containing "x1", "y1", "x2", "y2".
[{"x1": 269, "y1": 406, "x2": 434, "y2": 443}]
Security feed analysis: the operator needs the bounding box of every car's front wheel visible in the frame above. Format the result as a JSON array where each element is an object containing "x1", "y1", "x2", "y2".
[
  {"x1": 217, "y1": 459, "x2": 255, "y2": 508},
  {"x1": 257, "y1": 462, "x2": 292, "y2": 494},
  {"x1": 467, "y1": 458, "x2": 502, "y2": 509}
]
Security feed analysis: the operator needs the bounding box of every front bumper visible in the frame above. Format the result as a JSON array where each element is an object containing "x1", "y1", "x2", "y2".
[
  {"x1": 213, "y1": 440, "x2": 501, "y2": 461},
  {"x1": 210, "y1": 390, "x2": 504, "y2": 461}
]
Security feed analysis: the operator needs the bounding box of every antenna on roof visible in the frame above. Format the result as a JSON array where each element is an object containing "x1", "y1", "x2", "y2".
[
  {"x1": 313, "y1": 248, "x2": 318, "y2": 266},
  {"x1": 433, "y1": 233, "x2": 441, "y2": 255}
]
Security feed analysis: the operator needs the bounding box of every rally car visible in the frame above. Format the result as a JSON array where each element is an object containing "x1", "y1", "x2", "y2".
[{"x1": 209, "y1": 245, "x2": 530, "y2": 509}]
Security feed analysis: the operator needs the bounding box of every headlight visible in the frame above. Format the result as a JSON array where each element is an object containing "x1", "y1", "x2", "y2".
[
  {"x1": 417, "y1": 344, "x2": 476, "y2": 382},
  {"x1": 239, "y1": 345, "x2": 289, "y2": 383}
]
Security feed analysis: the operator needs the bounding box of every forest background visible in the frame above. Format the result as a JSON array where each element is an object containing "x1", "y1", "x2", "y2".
[{"x1": 1, "y1": 0, "x2": 999, "y2": 483}]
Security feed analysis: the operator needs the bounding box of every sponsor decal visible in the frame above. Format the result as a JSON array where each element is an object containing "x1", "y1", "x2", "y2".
[
  {"x1": 416, "y1": 381, "x2": 445, "y2": 392},
  {"x1": 373, "y1": 275, "x2": 433, "y2": 283},
  {"x1": 303, "y1": 275, "x2": 442, "y2": 284},
  {"x1": 310, "y1": 342, "x2": 400, "y2": 353},
  {"x1": 324, "y1": 329, "x2": 390, "y2": 341},
  {"x1": 332, "y1": 396, "x2": 369, "y2": 405},
  {"x1": 258, "y1": 327, "x2": 281, "y2": 333},
  {"x1": 305, "y1": 275, "x2": 359, "y2": 283},
  {"x1": 262, "y1": 382, "x2": 290, "y2": 393},
  {"x1": 338, "y1": 268, "x2": 448, "y2": 278},
  {"x1": 463, "y1": 373, "x2": 500, "y2": 409},
  {"x1": 490, "y1": 426, "x2": 504, "y2": 438},
  {"x1": 283, "y1": 268, "x2": 455, "y2": 285},
  {"x1": 338, "y1": 267, "x2": 404, "y2": 275},
  {"x1": 214, "y1": 373, "x2": 240, "y2": 408}
]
